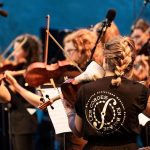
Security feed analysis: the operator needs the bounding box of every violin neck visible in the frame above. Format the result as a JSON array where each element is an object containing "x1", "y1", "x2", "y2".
[{"x1": 10, "y1": 69, "x2": 25, "y2": 76}]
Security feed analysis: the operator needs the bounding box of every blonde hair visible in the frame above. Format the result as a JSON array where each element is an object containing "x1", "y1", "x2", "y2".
[
  {"x1": 64, "y1": 29, "x2": 102, "y2": 67},
  {"x1": 104, "y1": 36, "x2": 136, "y2": 86}
]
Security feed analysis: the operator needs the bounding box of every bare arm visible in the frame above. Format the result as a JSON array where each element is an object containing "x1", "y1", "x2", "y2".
[
  {"x1": 5, "y1": 71, "x2": 42, "y2": 108},
  {"x1": 67, "y1": 112, "x2": 83, "y2": 137},
  {"x1": 0, "y1": 81, "x2": 11, "y2": 103},
  {"x1": 64, "y1": 100, "x2": 83, "y2": 137}
]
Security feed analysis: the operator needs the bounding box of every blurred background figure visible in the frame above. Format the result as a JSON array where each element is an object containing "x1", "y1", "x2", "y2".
[
  {"x1": 63, "y1": 28, "x2": 104, "y2": 69},
  {"x1": 130, "y1": 19, "x2": 150, "y2": 149},
  {"x1": 0, "y1": 34, "x2": 42, "y2": 150},
  {"x1": 132, "y1": 55, "x2": 149, "y2": 86},
  {"x1": 131, "y1": 19, "x2": 150, "y2": 88},
  {"x1": 130, "y1": 19, "x2": 150, "y2": 56}
]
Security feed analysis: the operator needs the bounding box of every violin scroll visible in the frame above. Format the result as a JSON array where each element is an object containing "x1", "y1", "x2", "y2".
[{"x1": 38, "y1": 95, "x2": 61, "y2": 110}]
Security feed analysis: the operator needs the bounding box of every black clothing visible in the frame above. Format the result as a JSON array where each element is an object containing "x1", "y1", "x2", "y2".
[
  {"x1": 138, "y1": 39, "x2": 150, "y2": 56},
  {"x1": 75, "y1": 76, "x2": 149, "y2": 149},
  {"x1": 11, "y1": 134, "x2": 35, "y2": 150},
  {"x1": 5, "y1": 72, "x2": 38, "y2": 150}
]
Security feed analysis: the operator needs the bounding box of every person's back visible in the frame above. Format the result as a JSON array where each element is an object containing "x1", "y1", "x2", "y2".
[
  {"x1": 65, "y1": 36, "x2": 150, "y2": 150},
  {"x1": 75, "y1": 76, "x2": 149, "y2": 147}
]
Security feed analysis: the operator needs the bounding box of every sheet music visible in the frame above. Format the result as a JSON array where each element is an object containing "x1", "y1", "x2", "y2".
[
  {"x1": 138, "y1": 113, "x2": 150, "y2": 126},
  {"x1": 40, "y1": 86, "x2": 71, "y2": 134}
]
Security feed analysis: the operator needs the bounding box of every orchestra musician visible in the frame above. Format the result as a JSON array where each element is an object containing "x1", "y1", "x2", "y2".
[
  {"x1": 2, "y1": 28, "x2": 105, "y2": 150},
  {"x1": 130, "y1": 18, "x2": 150, "y2": 56},
  {"x1": 131, "y1": 19, "x2": 150, "y2": 147},
  {"x1": 63, "y1": 28, "x2": 104, "y2": 67},
  {"x1": 0, "y1": 34, "x2": 42, "y2": 150},
  {"x1": 64, "y1": 36, "x2": 150, "y2": 150}
]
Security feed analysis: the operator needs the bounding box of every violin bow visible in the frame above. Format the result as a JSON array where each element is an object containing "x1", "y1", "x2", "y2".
[
  {"x1": 44, "y1": 15, "x2": 50, "y2": 66},
  {"x1": 0, "y1": 39, "x2": 15, "y2": 61},
  {"x1": 46, "y1": 30, "x2": 83, "y2": 73},
  {"x1": 5, "y1": 37, "x2": 28, "y2": 61},
  {"x1": 50, "y1": 78, "x2": 61, "y2": 95}
]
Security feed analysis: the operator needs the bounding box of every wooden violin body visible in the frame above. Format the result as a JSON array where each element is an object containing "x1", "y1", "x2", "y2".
[
  {"x1": 24, "y1": 60, "x2": 80, "y2": 87},
  {"x1": 0, "y1": 60, "x2": 25, "y2": 73},
  {"x1": 61, "y1": 79, "x2": 82, "y2": 106}
]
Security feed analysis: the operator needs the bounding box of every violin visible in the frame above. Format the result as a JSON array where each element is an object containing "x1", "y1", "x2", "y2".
[
  {"x1": 38, "y1": 94, "x2": 61, "y2": 110},
  {"x1": 61, "y1": 61, "x2": 105, "y2": 106},
  {"x1": 37, "y1": 61, "x2": 105, "y2": 109},
  {"x1": 0, "y1": 60, "x2": 26, "y2": 73},
  {"x1": 0, "y1": 69, "x2": 25, "y2": 85},
  {"x1": 24, "y1": 59, "x2": 81, "y2": 87},
  {"x1": 24, "y1": 15, "x2": 82, "y2": 87}
]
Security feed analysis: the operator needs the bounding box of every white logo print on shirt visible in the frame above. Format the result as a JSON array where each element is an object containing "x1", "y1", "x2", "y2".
[{"x1": 85, "y1": 91, "x2": 126, "y2": 135}]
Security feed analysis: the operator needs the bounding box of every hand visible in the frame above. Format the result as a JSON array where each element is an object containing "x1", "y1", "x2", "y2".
[{"x1": 4, "y1": 71, "x2": 18, "y2": 87}]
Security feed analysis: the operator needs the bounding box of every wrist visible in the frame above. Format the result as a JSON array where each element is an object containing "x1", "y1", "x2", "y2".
[{"x1": 67, "y1": 109, "x2": 76, "y2": 117}]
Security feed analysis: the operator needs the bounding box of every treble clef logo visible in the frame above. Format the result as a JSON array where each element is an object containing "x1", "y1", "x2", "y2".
[{"x1": 93, "y1": 98, "x2": 116, "y2": 130}]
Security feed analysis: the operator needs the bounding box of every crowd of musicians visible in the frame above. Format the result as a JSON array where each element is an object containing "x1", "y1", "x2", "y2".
[{"x1": 0, "y1": 17, "x2": 150, "y2": 150}]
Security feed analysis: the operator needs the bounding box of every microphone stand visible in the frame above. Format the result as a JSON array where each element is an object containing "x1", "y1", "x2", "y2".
[
  {"x1": 4, "y1": 103, "x2": 12, "y2": 150},
  {"x1": 130, "y1": 0, "x2": 150, "y2": 34},
  {"x1": 85, "y1": 20, "x2": 111, "y2": 68},
  {"x1": 0, "y1": 104, "x2": 8, "y2": 150}
]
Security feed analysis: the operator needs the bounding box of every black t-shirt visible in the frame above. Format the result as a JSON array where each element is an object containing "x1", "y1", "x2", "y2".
[
  {"x1": 5, "y1": 70, "x2": 38, "y2": 135},
  {"x1": 75, "y1": 76, "x2": 149, "y2": 145}
]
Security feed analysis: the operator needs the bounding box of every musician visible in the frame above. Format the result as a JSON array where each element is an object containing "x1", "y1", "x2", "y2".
[
  {"x1": 63, "y1": 28, "x2": 104, "y2": 67},
  {"x1": 0, "y1": 34, "x2": 42, "y2": 150},
  {"x1": 130, "y1": 19, "x2": 150, "y2": 56},
  {"x1": 131, "y1": 19, "x2": 150, "y2": 91},
  {"x1": 64, "y1": 36, "x2": 150, "y2": 150},
  {"x1": 2, "y1": 28, "x2": 104, "y2": 150},
  {"x1": 132, "y1": 55, "x2": 149, "y2": 85}
]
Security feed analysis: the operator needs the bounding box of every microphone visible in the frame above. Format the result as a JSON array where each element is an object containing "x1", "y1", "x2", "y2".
[
  {"x1": 0, "y1": 9, "x2": 8, "y2": 17},
  {"x1": 105, "y1": 9, "x2": 116, "y2": 27},
  {"x1": 87, "y1": 9, "x2": 116, "y2": 65},
  {"x1": 144, "y1": 0, "x2": 150, "y2": 5},
  {"x1": 97, "y1": 9, "x2": 116, "y2": 33}
]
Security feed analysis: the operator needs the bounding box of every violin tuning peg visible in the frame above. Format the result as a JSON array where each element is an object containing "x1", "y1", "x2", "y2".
[
  {"x1": 40, "y1": 97, "x2": 44, "y2": 102},
  {"x1": 50, "y1": 105, "x2": 54, "y2": 109},
  {"x1": 45, "y1": 94, "x2": 50, "y2": 99}
]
